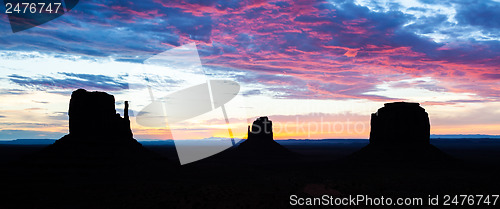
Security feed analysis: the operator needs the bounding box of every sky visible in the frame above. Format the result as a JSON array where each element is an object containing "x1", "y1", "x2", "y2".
[{"x1": 0, "y1": 0, "x2": 499, "y2": 140}]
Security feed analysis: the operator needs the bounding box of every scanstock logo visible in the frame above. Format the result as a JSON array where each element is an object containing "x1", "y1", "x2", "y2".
[
  {"x1": 127, "y1": 43, "x2": 246, "y2": 165},
  {"x1": 4, "y1": 0, "x2": 79, "y2": 33}
]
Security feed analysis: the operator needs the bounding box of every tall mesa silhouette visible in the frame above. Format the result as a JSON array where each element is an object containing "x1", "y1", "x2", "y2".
[
  {"x1": 350, "y1": 102, "x2": 452, "y2": 164},
  {"x1": 30, "y1": 89, "x2": 164, "y2": 166}
]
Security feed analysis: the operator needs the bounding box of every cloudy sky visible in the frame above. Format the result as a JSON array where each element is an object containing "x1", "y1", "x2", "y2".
[{"x1": 0, "y1": 0, "x2": 499, "y2": 140}]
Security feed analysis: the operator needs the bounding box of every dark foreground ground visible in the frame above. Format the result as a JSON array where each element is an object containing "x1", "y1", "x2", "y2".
[{"x1": 0, "y1": 139, "x2": 499, "y2": 209}]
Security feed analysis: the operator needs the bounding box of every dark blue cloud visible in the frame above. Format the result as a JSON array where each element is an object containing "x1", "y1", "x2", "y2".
[
  {"x1": 184, "y1": 0, "x2": 242, "y2": 9},
  {"x1": 8, "y1": 73, "x2": 128, "y2": 91},
  {"x1": 164, "y1": 9, "x2": 213, "y2": 42},
  {"x1": 455, "y1": 0, "x2": 500, "y2": 29},
  {"x1": 0, "y1": 0, "x2": 499, "y2": 101},
  {"x1": 0, "y1": 0, "x2": 207, "y2": 59},
  {"x1": 271, "y1": 1, "x2": 291, "y2": 8},
  {"x1": 241, "y1": 89, "x2": 261, "y2": 97},
  {"x1": 315, "y1": 0, "x2": 500, "y2": 66},
  {"x1": 0, "y1": 0, "x2": 497, "y2": 66},
  {"x1": 0, "y1": 89, "x2": 27, "y2": 95},
  {"x1": 481, "y1": 73, "x2": 500, "y2": 80}
]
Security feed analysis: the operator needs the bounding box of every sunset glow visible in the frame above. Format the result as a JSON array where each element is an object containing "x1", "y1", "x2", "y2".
[{"x1": 1, "y1": 0, "x2": 499, "y2": 140}]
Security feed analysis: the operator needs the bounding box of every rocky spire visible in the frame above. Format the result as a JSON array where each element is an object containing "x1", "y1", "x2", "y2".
[{"x1": 124, "y1": 101, "x2": 129, "y2": 120}]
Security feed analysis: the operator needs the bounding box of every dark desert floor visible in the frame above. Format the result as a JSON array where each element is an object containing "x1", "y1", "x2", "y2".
[{"x1": 0, "y1": 139, "x2": 499, "y2": 209}]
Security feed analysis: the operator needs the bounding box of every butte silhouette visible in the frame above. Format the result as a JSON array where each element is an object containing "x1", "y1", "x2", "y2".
[
  {"x1": 30, "y1": 89, "x2": 164, "y2": 166},
  {"x1": 233, "y1": 117, "x2": 297, "y2": 160},
  {"x1": 198, "y1": 116, "x2": 297, "y2": 164},
  {"x1": 349, "y1": 102, "x2": 451, "y2": 164},
  {"x1": 238, "y1": 117, "x2": 291, "y2": 153}
]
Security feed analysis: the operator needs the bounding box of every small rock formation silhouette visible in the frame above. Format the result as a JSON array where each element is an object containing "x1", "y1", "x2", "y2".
[
  {"x1": 350, "y1": 102, "x2": 451, "y2": 164},
  {"x1": 32, "y1": 89, "x2": 163, "y2": 166},
  {"x1": 236, "y1": 117, "x2": 295, "y2": 157},
  {"x1": 186, "y1": 116, "x2": 296, "y2": 165}
]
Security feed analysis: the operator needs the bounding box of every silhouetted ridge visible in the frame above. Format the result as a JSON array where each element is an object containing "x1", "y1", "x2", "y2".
[{"x1": 350, "y1": 102, "x2": 452, "y2": 164}]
